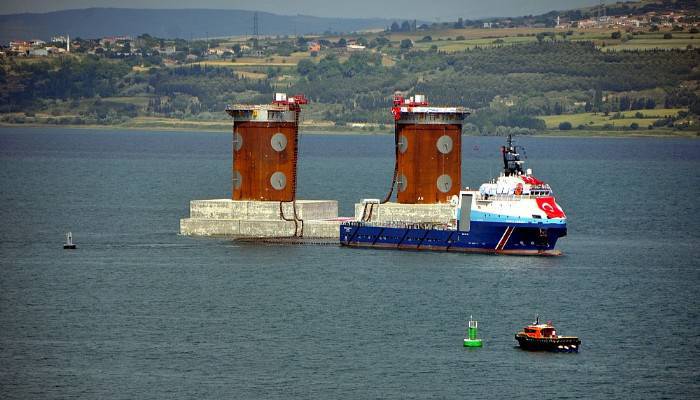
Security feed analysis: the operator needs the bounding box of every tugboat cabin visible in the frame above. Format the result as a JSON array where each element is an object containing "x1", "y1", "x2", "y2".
[{"x1": 522, "y1": 324, "x2": 557, "y2": 339}]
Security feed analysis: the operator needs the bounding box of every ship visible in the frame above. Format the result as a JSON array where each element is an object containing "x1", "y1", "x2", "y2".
[
  {"x1": 339, "y1": 134, "x2": 567, "y2": 256},
  {"x1": 515, "y1": 316, "x2": 581, "y2": 352}
]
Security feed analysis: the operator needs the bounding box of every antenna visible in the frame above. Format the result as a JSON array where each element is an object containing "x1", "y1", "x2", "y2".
[
  {"x1": 602, "y1": 0, "x2": 606, "y2": 19},
  {"x1": 253, "y1": 12, "x2": 259, "y2": 41}
]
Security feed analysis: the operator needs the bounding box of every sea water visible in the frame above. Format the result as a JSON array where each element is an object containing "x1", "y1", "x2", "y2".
[{"x1": 0, "y1": 127, "x2": 698, "y2": 398}]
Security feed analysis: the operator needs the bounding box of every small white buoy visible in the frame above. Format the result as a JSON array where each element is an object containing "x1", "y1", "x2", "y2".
[{"x1": 64, "y1": 232, "x2": 77, "y2": 249}]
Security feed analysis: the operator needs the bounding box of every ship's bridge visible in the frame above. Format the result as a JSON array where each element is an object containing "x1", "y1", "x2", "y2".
[{"x1": 479, "y1": 173, "x2": 552, "y2": 198}]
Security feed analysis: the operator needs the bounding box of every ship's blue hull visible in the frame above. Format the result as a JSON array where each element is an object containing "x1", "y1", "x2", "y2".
[{"x1": 339, "y1": 221, "x2": 566, "y2": 256}]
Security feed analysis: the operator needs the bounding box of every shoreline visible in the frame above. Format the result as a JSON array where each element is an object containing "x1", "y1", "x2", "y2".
[
  {"x1": 0, "y1": 122, "x2": 696, "y2": 138},
  {"x1": 0, "y1": 122, "x2": 389, "y2": 135}
]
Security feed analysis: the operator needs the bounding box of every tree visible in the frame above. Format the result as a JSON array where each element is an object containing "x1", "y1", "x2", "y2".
[
  {"x1": 454, "y1": 18, "x2": 464, "y2": 29},
  {"x1": 401, "y1": 21, "x2": 411, "y2": 32},
  {"x1": 593, "y1": 88, "x2": 603, "y2": 112},
  {"x1": 619, "y1": 96, "x2": 630, "y2": 111},
  {"x1": 400, "y1": 39, "x2": 413, "y2": 50},
  {"x1": 663, "y1": 33, "x2": 673, "y2": 40},
  {"x1": 631, "y1": 98, "x2": 645, "y2": 110},
  {"x1": 297, "y1": 59, "x2": 314, "y2": 75},
  {"x1": 266, "y1": 66, "x2": 280, "y2": 78},
  {"x1": 611, "y1": 31, "x2": 621, "y2": 39},
  {"x1": 629, "y1": 122, "x2": 639, "y2": 130},
  {"x1": 390, "y1": 22, "x2": 400, "y2": 32},
  {"x1": 375, "y1": 37, "x2": 390, "y2": 46},
  {"x1": 558, "y1": 121, "x2": 572, "y2": 130},
  {"x1": 553, "y1": 102, "x2": 563, "y2": 115},
  {"x1": 690, "y1": 100, "x2": 700, "y2": 115}
]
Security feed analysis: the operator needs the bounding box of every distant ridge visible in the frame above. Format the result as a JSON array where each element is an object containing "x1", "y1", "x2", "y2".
[{"x1": 0, "y1": 8, "x2": 392, "y2": 42}]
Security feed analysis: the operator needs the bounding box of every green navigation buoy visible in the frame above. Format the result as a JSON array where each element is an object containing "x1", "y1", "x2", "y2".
[{"x1": 463, "y1": 316, "x2": 483, "y2": 347}]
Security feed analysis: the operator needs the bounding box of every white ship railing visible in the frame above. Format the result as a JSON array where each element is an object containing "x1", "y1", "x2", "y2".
[{"x1": 476, "y1": 193, "x2": 553, "y2": 202}]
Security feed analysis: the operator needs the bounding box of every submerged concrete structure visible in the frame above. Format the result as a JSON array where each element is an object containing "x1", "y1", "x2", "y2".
[
  {"x1": 180, "y1": 93, "x2": 341, "y2": 240},
  {"x1": 352, "y1": 94, "x2": 469, "y2": 227},
  {"x1": 181, "y1": 93, "x2": 471, "y2": 243},
  {"x1": 392, "y1": 94, "x2": 469, "y2": 204},
  {"x1": 229, "y1": 92, "x2": 302, "y2": 201},
  {"x1": 180, "y1": 199, "x2": 341, "y2": 239}
]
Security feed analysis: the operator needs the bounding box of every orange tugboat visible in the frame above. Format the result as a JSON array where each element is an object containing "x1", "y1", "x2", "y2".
[{"x1": 515, "y1": 316, "x2": 581, "y2": 353}]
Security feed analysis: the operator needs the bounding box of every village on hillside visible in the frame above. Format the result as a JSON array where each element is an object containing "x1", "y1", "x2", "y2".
[
  {"x1": 1, "y1": 1, "x2": 698, "y2": 137},
  {"x1": 2, "y1": 5, "x2": 698, "y2": 62}
]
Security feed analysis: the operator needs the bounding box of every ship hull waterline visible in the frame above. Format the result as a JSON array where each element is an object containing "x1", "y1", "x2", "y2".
[
  {"x1": 340, "y1": 223, "x2": 566, "y2": 256},
  {"x1": 515, "y1": 335, "x2": 581, "y2": 352}
]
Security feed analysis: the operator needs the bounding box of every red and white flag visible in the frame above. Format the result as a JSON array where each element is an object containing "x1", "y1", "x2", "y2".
[
  {"x1": 536, "y1": 196, "x2": 566, "y2": 218},
  {"x1": 521, "y1": 175, "x2": 544, "y2": 185}
]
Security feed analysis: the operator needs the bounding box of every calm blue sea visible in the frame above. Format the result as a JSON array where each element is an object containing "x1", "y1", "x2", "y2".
[{"x1": 1, "y1": 127, "x2": 698, "y2": 399}]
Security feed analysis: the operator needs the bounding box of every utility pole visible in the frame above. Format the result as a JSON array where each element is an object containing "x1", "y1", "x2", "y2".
[{"x1": 253, "y1": 12, "x2": 259, "y2": 41}]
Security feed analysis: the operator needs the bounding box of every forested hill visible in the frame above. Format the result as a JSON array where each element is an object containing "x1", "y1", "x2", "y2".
[
  {"x1": 0, "y1": 8, "x2": 390, "y2": 43},
  {"x1": 3, "y1": 40, "x2": 698, "y2": 135}
]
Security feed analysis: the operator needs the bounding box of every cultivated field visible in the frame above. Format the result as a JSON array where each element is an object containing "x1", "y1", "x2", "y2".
[{"x1": 540, "y1": 108, "x2": 687, "y2": 129}]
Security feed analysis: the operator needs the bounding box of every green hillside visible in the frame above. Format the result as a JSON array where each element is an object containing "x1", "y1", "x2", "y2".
[{"x1": 2, "y1": 1, "x2": 699, "y2": 136}]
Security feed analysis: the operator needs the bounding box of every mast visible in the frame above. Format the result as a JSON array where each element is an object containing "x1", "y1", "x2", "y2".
[{"x1": 502, "y1": 134, "x2": 524, "y2": 176}]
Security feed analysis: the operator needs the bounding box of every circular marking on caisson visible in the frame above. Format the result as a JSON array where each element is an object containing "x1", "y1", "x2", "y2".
[
  {"x1": 270, "y1": 171, "x2": 287, "y2": 190},
  {"x1": 233, "y1": 170, "x2": 242, "y2": 190},
  {"x1": 270, "y1": 132, "x2": 287, "y2": 152},
  {"x1": 398, "y1": 135, "x2": 408, "y2": 154},
  {"x1": 397, "y1": 173, "x2": 407, "y2": 192},
  {"x1": 437, "y1": 174, "x2": 452, "y2": 193},
  {"x1": 234, "y1": 132, "x2": 243, "y2": 151},
  {"x1": 436, "y1": 135, "x2": 453, "y2": 154}
]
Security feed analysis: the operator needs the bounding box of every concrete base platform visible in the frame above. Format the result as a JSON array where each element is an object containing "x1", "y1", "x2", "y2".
[
  {"x1": 354, "y1": 202, "x2": 455, "y2": 224},
  {"x1": 188, "y1": 199, "x2": 337, "y2": 221},
  {"x1": 180, "y1": 199, "x2": 341, "y2": 239}
]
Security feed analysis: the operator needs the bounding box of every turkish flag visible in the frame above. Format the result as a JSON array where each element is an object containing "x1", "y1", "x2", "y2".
[
  {"x1": 391, "y1": 107, "x2": 401, "y2": 120},
  {"x1": 536, "y1": 196, "x2": 566, "y2": 218},
  {"x1": 521, "y1": 175, "x2": 544, "y2": 185}
]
